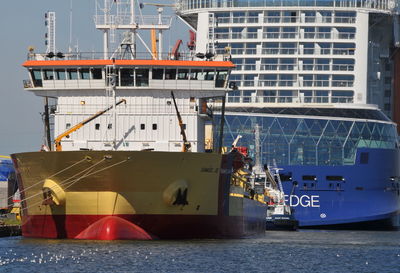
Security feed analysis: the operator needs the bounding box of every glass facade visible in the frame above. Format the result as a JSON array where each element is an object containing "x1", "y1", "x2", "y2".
[{"x1": 215, "y1": 112, "x2": 398, "y2": 166}]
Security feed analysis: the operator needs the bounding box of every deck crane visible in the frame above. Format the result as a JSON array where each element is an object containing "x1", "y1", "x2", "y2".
[
  {"x1": 171, "y1": 91, "x2": 191, "y2": 152},
  {"x1": 139, "y1": 2, "x2": 175, "y2": 60},
  {"x1": 54, "y1": 99, "x2": 126, "y2": 151}
]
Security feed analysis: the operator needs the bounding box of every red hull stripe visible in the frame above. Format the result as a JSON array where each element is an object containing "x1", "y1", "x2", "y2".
[{"x1": 21, "y1": 214, "x2": 266, "y2": 240}]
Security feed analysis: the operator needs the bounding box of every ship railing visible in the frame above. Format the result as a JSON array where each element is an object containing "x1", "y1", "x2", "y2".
[
  {"x1": 334, "y1": 17, "x2": 356, "y2": 24},
  {"x1": 332, "y1": 48, "x2": 355, "y2": 55},
  {"x1": 26, "y1": 51, "x2": 211, "y2": 62},
  {"x1": 336, "y1": 33, "x2": 356, "y2": 39},
  {"x1": 94, "y1": 14, "x2": 172, "y2": 27},
  {"x1": 332, "y1": 80, "x2": 354, "y2": 87},
  {"x1": 332, "y1": 64, "x2": 355, "y2": 71},
  {"x1": 302, "y1": 64, "x2": 330, "y2": 71},
  {"x1": 177, "y1": 0, "x2": 395, "y2": 12},
  {"x1": 215, "y1": 15, "x2": 260, "y2": 24},
  {"x1": 260, "y1": 64, "x2": 278, "y2": 70},
  {"x1": 23, "y1": 79, "x2": 33, "y2": 88}
]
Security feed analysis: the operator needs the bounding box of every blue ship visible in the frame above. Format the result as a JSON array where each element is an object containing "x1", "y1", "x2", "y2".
[{"x1": 218, "y1": 106, "x2": 400, "y2": 229}]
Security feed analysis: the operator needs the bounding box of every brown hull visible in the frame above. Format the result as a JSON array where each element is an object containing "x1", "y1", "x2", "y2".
[{"x1": 12, "y1": 150, "x2": 267, "y2": 239}]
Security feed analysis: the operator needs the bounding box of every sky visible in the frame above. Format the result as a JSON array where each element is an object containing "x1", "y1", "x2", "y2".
[{"x1": 0, "y1": 0, "x2": 185, "y2": 156}]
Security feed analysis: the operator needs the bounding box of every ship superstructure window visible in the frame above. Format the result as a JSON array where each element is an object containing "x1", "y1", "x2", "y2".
[
  {"x1": 44, "y1": 69, "x2": 54, "y2": 80},
  {"x1": 204, "y1": 70, "x2": 215, "y2": 81},
  {"x1": 135, "y1": 68, "x2": 149, "y2": 86},
  {"x1": 152, "y1": 124, "x2": 157, "y2": 130},
  {"x1": 152, "y1": 68, "x2": 164, "y2": 80},
  {"x1": 67, "y1": 69, "x2": 78, "y2": 80},
  {"x1": 165, "y1": 68, "x2": 177, "y2": 80},
  {"x1": 80, "y1": 69, "x2": 90, "y2": 80},
  {"x1": 91, "y1": 68, "x2": 102, "y2": 79},
  {"x1": 140, "y1": 124, "x2": 145, "y2": 130},
  {"x1": 55, "y1": 69, "x2": 66, "y2": 80},
  {"x1": 30, "y1": 69, "x2": 42, "y2": 87},
  {"x1": 66, "y1": 123, "x2": 71, "y2": 129},
  {"x1": 216, "y1": 70, "x2": 228, "y2": 87},
  {"x1": 95, "y1": 123, "x2": 100, "y2": 130},
  {"x1": 190, "y1": 69, "x2": 201, "y2": 80},
  {"x1": 177, "y1": 69, "x2": 189, "y2": 80},
  {"x1": 120, "y1": 68, "x2": 134, "y2": 86},
  {"x1": 108, "y1": 124, "x2": 112, "y2": 129}
]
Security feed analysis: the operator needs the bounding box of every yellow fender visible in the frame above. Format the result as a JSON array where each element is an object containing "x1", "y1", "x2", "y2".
[
  {"x1": 162, "y1": 180, "x2": 188, "y2": 206},
  {"x1": 43, "y1": 179, "x2": 66, "y2": 206}
]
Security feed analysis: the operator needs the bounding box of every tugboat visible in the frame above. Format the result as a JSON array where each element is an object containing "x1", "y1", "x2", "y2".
[{"x1": 12, "y1": 1, "x2": 267, "y2": 240}]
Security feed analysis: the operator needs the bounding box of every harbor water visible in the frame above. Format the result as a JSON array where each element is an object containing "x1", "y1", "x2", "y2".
[{"x1": 0, "y1": 230, "x2": 398, "y2": 272}]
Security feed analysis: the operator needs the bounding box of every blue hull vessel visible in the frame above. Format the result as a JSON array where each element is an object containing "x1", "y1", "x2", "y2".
[
  {"x1": 280, "y1": 148, "x2": 400, "y2": 229},
  {"x1": 219, "y1": 108, "x2": 400, "y2": 229}
]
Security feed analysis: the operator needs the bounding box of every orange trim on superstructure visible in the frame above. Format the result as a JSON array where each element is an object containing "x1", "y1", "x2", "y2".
[{"x1": 22, "y1": 59, "x2": 235, "y2": 68}]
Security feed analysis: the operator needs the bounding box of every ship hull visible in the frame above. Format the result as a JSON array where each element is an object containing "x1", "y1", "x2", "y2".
[
  {"x1": 12, "y1": 150, "x2": 266, "y2": 239},
  {"x1": 281, "y1": 148, "x2": 400, "y2": 229}
]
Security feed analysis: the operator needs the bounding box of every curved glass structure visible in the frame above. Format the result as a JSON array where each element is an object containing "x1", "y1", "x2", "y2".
[{"x1": 220, "y1": 112, "x2": 398, "y2": 166}]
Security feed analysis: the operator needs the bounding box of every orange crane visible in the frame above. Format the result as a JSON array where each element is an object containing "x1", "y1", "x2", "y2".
[
  {"x1": 171, "y1": 91, "x2": 191, "y2": 152},
  {"x1": 54, "y1": 99, "x2": 126, "y2": 151}
]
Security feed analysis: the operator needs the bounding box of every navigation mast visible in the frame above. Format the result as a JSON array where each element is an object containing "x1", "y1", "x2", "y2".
[{"x1": 95, "y1": 0, "x2": 172, "y2": 60}]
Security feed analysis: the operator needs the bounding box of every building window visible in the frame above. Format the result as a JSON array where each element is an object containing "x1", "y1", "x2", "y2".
[{"x1": 384, "y1": 90, "x2": 391, "y2": 97}]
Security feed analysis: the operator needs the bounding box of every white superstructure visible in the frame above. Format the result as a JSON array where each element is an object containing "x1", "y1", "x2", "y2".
[
  {"x1": 23, "y1": 0, "x2": 233, "y2": 153},
  {"x1": 177, "y1": 0, "x2": 400, "y2": 117}
]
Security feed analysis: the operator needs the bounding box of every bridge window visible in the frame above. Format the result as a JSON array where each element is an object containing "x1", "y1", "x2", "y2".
[
  {"x1": 55, "y1": 69, "x2": 66, "y2": 80},
  {"x1": 152, "y1": 68, "x2": 164, "y2": 80},
  {"x1": 30, "y1": 69, "x2": 42, "y2": 87},
  {"x1": 120, "y1": 68, "x2": 134, "y2": 86},
  {"x1": 216, "y1": 70, "x2": 228, "y2": 87},
  {"x1": 91, "y1": 68, "x2": 102, "y2": 79},
  {"x1": 204, "y1": 69, "x2": 215, "y2": 81},
  {"x1": 67, "y1": 69, "x2": 78, "y2": 80},
  {"x1": 80, "y1": 69, "x2": 90, "y2": 80},
  {"x1": 190, "y1": 69, "x2": 201, "y2": 80},
  {"x1": 43, "y1": 69, "x2": 54, "y2": 80},
  {"x1": 177, "y1": 69, "x2": 189, "y2": 80},
  {"x1": 165, "y1": 68, "x2": 177, "y2": 80},
  {"x1": 135, "y1": 68, "x2": 149, "y2": 87}
]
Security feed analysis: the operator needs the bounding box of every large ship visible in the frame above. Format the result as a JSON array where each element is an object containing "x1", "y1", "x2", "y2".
[
  {"x1": 177, "y1": 0, "x2": 400, "y2": 228},
  {"x1": 12, "y1": 1, "x2": 267, "y2": 239}
]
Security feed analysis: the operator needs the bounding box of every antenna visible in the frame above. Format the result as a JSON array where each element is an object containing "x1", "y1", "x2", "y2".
[
  {"x1": 68, "y1": 0, "x2": 73, "y2": 52},
  {"x1": 45, "y1": 11, "x2": 56, "y2": 54}
]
